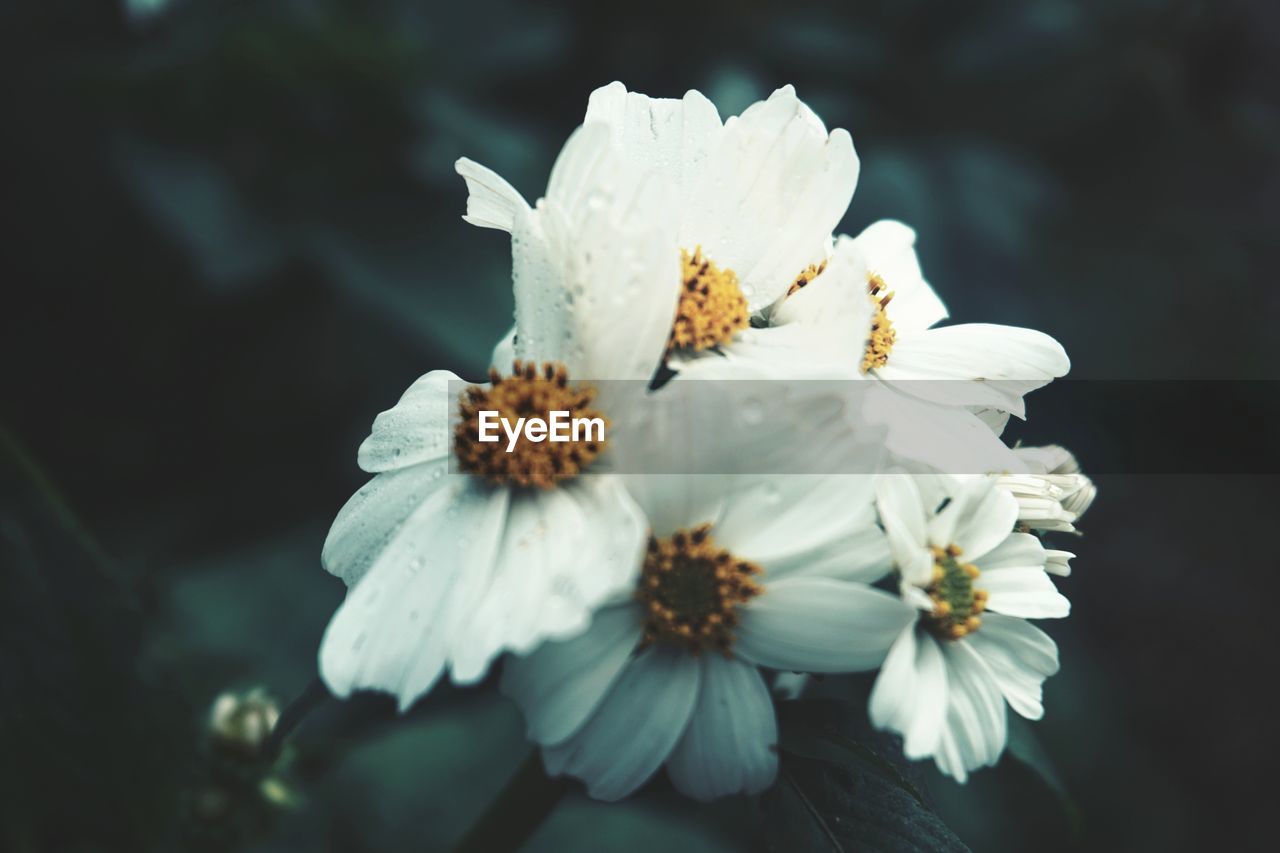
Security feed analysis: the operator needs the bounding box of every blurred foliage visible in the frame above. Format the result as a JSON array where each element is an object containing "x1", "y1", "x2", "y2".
[{"x1": 2, "y1": 0, "x2": 1279, "y2": 850}]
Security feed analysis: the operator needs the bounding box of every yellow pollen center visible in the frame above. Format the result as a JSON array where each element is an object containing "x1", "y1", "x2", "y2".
[
  {"x1": 924, "y1": 544, "x2": 987, "y2": 640},
  {"x1": 453, "y1": 360, "x2": 606, "y2": 489},
  {"x1": 861, "y1": 272, "x2": 896, "y2": 373},
  {"x1": 667, "y1": 248, "x2": 749, "y2": 355},
  {"x1": 637, "y1": 524, "x2": 763, "y2": 654},
  {"x1": 786, "y1": 260, "x2": 828, "y2": 296}
]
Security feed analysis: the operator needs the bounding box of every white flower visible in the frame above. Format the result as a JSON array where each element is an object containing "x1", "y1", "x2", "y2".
[
  {"x1": 459, "y1": 82, "x2": 864, "y2": 380},
  {"x1": 318, "y1": 125, "x2": 683, "y2": 710},
  {"x1": 869, "y1": 474, "x2": 1070, "y2": 782},
  {"x1": 502, "y1": 391, "x2": 914, "y2": 801}
]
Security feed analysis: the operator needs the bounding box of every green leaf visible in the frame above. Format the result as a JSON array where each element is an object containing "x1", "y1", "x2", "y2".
[{"x1": 760, "y1": 699, "x2": 968, "y2": 853}]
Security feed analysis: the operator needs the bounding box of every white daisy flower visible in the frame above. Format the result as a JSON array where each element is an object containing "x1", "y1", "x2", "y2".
[
  {"x1": 318, "y1": 123, "x2": 683, "y2": 710},
  {"x1": 869, "y1": 474, "x2": 1070, "y2": 782},
  {"x1": 458, "y1": 81, "x2": 866, "y2": 381},
  {"x1": 502, "y1": 393, "x2": 914, "y2": 802}
]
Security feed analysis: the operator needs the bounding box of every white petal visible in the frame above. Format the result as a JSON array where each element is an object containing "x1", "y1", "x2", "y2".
[
  {"x1": 933, "y1": 640, "x2": 1007, "y2": 782},
  {"x1": 869, "y1": 624, "x2": 948, "y2": 758},
  {"x1": 501, "y1": 604, "x2": 643, "y2": 745},
  {"x1": 543, "y1": 646, "x2": 700, "y2": 801},
  {"x1": 455, "y1": 157, "x2": 530, "y2": 232},
  {"x1": 978, "y1": 532, "x2": 1047, "y2": 571},
  {"x1": 971, "y1": 406, "x2": 1012, "y2": 435},
  {"x1": 757, "y1": 236, "x2": 873, "y2": 370},
  {"x1": 716, "y1": 474, "x2": 880, "y2": 575},
  {"x1": 736, "y1": 577, "x2": 914, "y2": 673},
  {"x1": 620, "y1": 474, "x2": 729, "y2": 539},
  {"x1": 667, "y1": 656, "x2": 778, "y2": 800},
  {"x1": 876, "y1": 324, "x2": 1070, "y2": 417},
  {"x1": 852, "y1": 220, "x2": 948, "y2": 333},
  {"x1": 318, "y1": 482, "x2": 508, "y2": 710},
  {"x1": 703, "y1": 324, "x2": 857, "y2": 380},
  {"x1": 1044, "y1": 549, "x2": 1074, "y2": 577},
  {"x1": 448, "y1": 476, "x2": 647, "y2": 681},
  {"x1": 357, "y1": 370, "x2": 459, "y2": 473},
  {"x1": 876, "y1": 474, "x2": 933, "y2": 586},
  {"x1": 867, "y1": 383, "x2": 1025, "y2": 476},
  {"x1": 514, "y1": 123, "x2": 679, "y2": 380},
  {"x1": 965, "y1": 613, "x2": 1058, "y2": 720},
  {"x1": 683, "y1": 86, "x2": 858, "y2": 311},
  {"x1": 584, "y1": 82, "x2": 722, "y2": 219},
  {"x1": 616, "y1": 377, "x2": 880, "y2": 528},
  {"x1": 979, "y1": 567, "x2": 1071, "y2": 619},
  {"x1": 321, "y1": 459, "x2": 451, "y2": 587},
  {"x1": 950, "y1": 482, "x2": 1020, "y2": 561},
  {"x1": 761, "y1": 522, "x2": 893, "y2": 585},
  {"x1": 490, "y1": 326, "x2": 516, "y2": 372}
]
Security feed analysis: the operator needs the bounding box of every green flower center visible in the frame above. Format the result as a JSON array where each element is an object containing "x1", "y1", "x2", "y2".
[{"x1": 924, "y1": 544, "x2": 988, "y2": 640}]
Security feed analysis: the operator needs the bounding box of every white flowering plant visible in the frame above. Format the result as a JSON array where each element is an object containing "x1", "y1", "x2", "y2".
[{"x1": 275, "y1": 83, "x2": 1094, "y2": 849}]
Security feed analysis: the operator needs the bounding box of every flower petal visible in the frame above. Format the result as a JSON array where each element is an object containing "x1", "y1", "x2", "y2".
[
  {"x1": 867, "y1": 383, "x2": 1025, "y2": 476},
  {"x1": 501, "y1": 604, "x2": 644, "y2": 745},
  {"x1": 869, "y1": 624, "x2": 948, "y2": 758},
  {"x1": 490, "y1": 326, "x2": 516, "y2": 372},
  {"x1": 683, "y1": 86, "x2": 858, "y2": 311},
  {"x1": 318, "y1": 481, "x2": 508, "y2": 710},
  {"x1": 876, "y1": 474, "x2": 933, "y2": 586},
  {"x1": 950, "y1": 482, "x2": 1020, "y2": 561},
  {"x1": 322, "y1": 459, "x2": 451, "y2": 586},
  {"x1": 979, "y1": 567, "x2": 1071, "y2": 619},
  {"x1": 761, "y1": 522, "x2": 893, "y2": 585},
  {"x1": 542, "y1": 646, "x2": 700, "y2": 801},
  {"x1": 667, "y1": 655, "x2": 778, "y2": 800},
  {"x1": 357, "y1": 370, "x2": 458, "y2": 473},
  {"x1": 933, "y1": 640, "x2": 1007, "y2": 782},
  {"x1": 978, "y1": 531, "x2": 1047, "y2": 571},
  {"x1": 876, "y1": 324, "x2": 1070, "y2": 418},
  {"x1": 756, "y1": 235, "x2": 874, "y2": 371},
  {"x1": 448, "y1": 476, "x2": 647, "y2": 682},
  {"x1": 514, "y1": 123, "x2": 679, "y2": 380},
  {"x1": 716, "y1": 474, "x2": 880, "y2": 575},
  {"x1": 852, "y1": 220, "x2": 948, "y2": 333},
  {"x1": 584, "y1": 82, "x2": 722, "y2": 220},
  {"x1": 736, "y1": 577, "x2": 915, "y2": 673},
  {"x1": 455, "y1": 157, "x2": 530, "y2": 232},
  {"x1": 965, "y1": 613, "x2": 1059, "y2": 720}
]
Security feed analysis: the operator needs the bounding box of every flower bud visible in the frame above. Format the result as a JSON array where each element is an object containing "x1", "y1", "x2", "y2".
[
  {"x1": 999, "y1": 445, "x2": 1096, "y2": 533},
  {"x1": 208, "y1": 688, "x2": 280, "y2": 759}
]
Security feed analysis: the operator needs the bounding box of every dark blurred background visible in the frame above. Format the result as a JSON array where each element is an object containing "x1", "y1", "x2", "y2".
[{"x1": 2, "y1": 0, "x2": 1278, "y2": 850}]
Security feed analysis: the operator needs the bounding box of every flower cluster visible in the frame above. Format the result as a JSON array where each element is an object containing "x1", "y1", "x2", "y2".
[{"x1": 317, "y1": 83, "x2": 1090, "y2": 800}]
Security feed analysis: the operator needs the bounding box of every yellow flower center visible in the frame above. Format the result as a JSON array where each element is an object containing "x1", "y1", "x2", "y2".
[
  {"x1": 923, "y1": 544, "x2": 987, "y2": 640},
  {"x1": 667, "y1": 248, "x2": 749, "y2": 355},
  {"x1": 453, "y1": 360, "x2": 606, "y2": 489},
  {"x1": 637, "y1": 524, "x2": 763, "y2": 654},
  {"x1": 861, "y1": 272, "x2": 896, "y2": 373},
  {"x1": 786, "y1": 260, "x2": 828, "y2": 296}
]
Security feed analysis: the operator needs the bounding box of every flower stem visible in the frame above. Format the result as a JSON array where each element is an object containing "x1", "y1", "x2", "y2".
[
  {"x1": 264, "y1": 676, "x2": 331, "y2": 762},
  {"x1": 452, "y1": 750, "x2": 568, "y2": 853}
]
